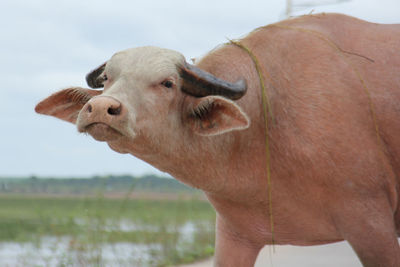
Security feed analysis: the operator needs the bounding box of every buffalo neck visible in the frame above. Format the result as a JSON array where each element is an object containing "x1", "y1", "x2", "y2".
[{"x1": 132, "y1": 126, "x2": 269, "y2": 204}]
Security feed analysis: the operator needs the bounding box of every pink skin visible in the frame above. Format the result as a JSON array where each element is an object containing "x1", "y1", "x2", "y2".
[{"x1": 36, "y1": 14, "x2": 400, "y2": 267}]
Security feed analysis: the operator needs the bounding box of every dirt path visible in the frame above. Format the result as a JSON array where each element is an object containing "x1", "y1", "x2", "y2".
[{"x1": 177, "y1": 241, "x2": 362, "y2": 267}]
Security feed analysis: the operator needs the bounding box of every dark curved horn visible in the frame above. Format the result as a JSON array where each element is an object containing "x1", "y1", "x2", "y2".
[
  {"x1": 86, "y1": 62, "x2": 107, "y2": 88},
  {"x1": 180, "y1": 62, "x2": 247, "y2": 100}
]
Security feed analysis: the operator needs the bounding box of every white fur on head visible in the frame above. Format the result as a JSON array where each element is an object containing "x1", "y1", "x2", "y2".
[{"x1": 106, "y1": 46, "x2": 186, "y2": 86}]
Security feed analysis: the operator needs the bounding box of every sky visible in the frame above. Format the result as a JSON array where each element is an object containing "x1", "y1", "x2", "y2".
[{"x1": 1, "y1": 0, "x2": 399, "y2": 178}]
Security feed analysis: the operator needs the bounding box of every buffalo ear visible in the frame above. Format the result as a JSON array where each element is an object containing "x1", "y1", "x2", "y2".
[
  {"x1": 187, "y1": 96, "x2": 250, "y2": 136},
  {"x1": 35, "y1": 87, "x2": 102, "y2": 124}
]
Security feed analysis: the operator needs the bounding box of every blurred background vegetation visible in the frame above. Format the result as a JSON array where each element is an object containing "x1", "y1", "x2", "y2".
[{"x1": 0, "y1": 175, "x2": 216, "y2": 266}]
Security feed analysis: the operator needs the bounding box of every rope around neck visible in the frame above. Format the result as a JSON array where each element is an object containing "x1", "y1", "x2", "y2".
[
  {"x1": 229, "y1": 39, "x2": 275, "y2": 247},
  {"x1": 227, "y1": 22, "x2": 386, "y2": 256}
]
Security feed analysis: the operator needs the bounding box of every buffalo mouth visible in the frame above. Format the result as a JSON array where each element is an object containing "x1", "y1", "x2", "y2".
[{"x1": 84, "y1": 122, "x2": 123, "y2": 142}]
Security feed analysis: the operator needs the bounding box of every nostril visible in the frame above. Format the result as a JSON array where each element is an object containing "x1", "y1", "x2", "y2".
[
  {"x1": 107, "y1": 106, "x2": 121, "y2": 116},
  {"x1": 87, "y1": 104, "x2": 92, "y2": 113}
]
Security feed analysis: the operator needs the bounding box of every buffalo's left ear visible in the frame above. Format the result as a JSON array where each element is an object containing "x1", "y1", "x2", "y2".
[
  {"x1": 187, "y1": 96, "x2": 250, "y2": 136},
  {"x1": 35, "y1": 87, "x2": 102, "y2": 124}
]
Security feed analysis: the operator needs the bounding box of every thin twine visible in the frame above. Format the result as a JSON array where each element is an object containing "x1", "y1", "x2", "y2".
[
  {"x1": 228, "y1": 39, "x2": 275, "y2": 250},
  {"x1": 227, "y1": 22, "x2": 384, "y2": 261},
  {"x1": 269, "y1": 24, "x2": 383, "y2": 158},
  {"x1": 268, "y1": 23, "x2": 400, "y2": 217}
]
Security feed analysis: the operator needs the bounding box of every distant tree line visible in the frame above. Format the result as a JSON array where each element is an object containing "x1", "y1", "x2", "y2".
[{"x1": 0, "y1": 175, "x2": 198, "y2": 195}]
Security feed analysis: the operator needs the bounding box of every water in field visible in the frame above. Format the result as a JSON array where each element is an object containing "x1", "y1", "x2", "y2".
[
  {"x1": 0, "y1": 195, "x2": 216, "y2": 267},
  {"x1": 0, "y1": 223, "x2": 197, "y2": 267},
  {"x1": 0, "y1": 237, "x2": 156, "y2": 267}
]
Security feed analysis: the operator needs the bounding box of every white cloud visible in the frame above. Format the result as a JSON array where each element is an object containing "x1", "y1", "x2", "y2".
[{"x1": 291, "y1": 0, "x2": 400, "y2": 23}]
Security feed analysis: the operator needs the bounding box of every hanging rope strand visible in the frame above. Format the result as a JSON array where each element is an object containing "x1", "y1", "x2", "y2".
[{"x1": 229, "y1": 39, "x2": 275, "y2": 247}]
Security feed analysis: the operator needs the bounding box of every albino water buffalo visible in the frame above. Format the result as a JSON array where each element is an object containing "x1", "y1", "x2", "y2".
[{"x1": 36, "y1": 13, "x2": 400, "y2": 267}]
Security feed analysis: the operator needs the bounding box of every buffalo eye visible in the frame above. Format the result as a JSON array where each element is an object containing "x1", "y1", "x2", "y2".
[{"x1": 161, "y1": 80, "x2": 174, "y2": 88}]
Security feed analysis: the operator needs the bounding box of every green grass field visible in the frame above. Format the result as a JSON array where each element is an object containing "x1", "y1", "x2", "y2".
[{"x1": 0, "y1": 193, "x2": 216, "y2": 266}]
